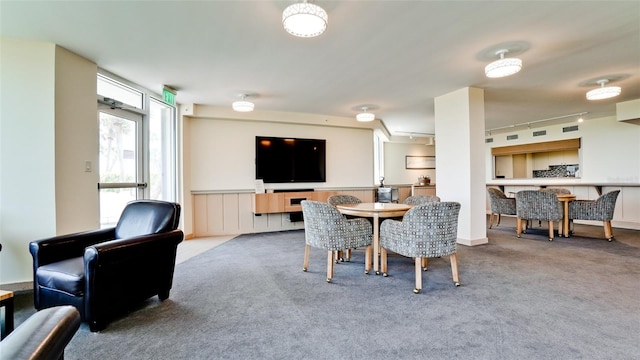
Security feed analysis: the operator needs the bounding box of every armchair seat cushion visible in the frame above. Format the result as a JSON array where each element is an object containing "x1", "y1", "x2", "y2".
[{"x1": 36, "y1": 257, "x2": 85, "y2": 297}]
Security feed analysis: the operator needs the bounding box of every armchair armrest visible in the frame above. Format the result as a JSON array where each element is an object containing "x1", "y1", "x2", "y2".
[
  {"x1": 85, "y1": 229, "x2": 183, "y2": 265},
  {"x1": 82, "y1": 229, "x2": 184, "y2": 327},
  {"x1": 380, "y1": 219, "x2": 405, "y2": 244},
  {"x1": 0, "y1": 305, "x2": 80, "y2": 360},
  {"x1": 29, "y1": 227, "x2": 116, "y2": 267}
]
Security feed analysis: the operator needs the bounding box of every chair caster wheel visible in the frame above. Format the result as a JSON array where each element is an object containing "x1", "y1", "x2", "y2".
[
  {"x1": 455, "y1": 282, "x2": 461, "y2": 287},
  {"x1": 608, "y1": 237, "x2": 614, "y2": 242},
  {"x1": 365, "y1": 270, "x2": 370, "y2": 275},
  {"x1": 302, "y1": 267, "x2": 307, "y2": 272},
  {"x1": 375, "y1": 271, "x2": 380, "y2": 275},
  {"x1": 548, "y1": 238, "x2": 553, "y2": 241},
  {"x1": 517, "y1": 235, "x2": 521, "y2": 238},
  {"x1": 422, "y1": 267, "x2": 428, "y2": 271},
  {"x1": 413, "y1": 288, "x2": 421, "y2": 294},
  {"x1": 382, "y1": 272, "x2": 388, "y2": 277},
  {"x1": 326, "y1": 278, "x2": 332, "y2": 283}
]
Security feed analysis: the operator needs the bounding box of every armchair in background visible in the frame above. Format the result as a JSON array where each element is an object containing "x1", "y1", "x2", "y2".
[
  {"x1": 301, "y1": 200, "x2": 372, "y2": 283},
  {"x1": 515, "y1": 190, "x2": 563, "y2": 241},
  {"x1": 29, "y1": 200, "x2": 183, "y2": 332},
  {"x1": 327, "y1": 194, "x2": 363, "y2": 262},
  {"x1": 379, "y1": 202, "x2": 461, "y2": 294},
  {"x1": 569, "y1": 190, "x2": 620, "y2": 241},
  {"x1": 327, "y1": 194, "x2": 362, "y2": 207},
  {"x1": 403, "y1": 195, "x2": 440, "y2": 205},
  {"x1": 539, "y1": 187, "x2": 571, "y2": 195},
  {"x1": 537, "y1": 188, "x2": 571, "y2": 228},
  {"x1": 486, "y1": 188, "x2": 516, "y2": 229}
]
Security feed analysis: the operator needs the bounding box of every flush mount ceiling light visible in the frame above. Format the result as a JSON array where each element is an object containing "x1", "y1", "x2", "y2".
[
  {"x1": 485, "y1": 49, "x2": 523, "y2": 78},
  {"x1": 282, "y1": 0, "x2": 328, "y2": 38},
  {"x1": 586, "y1": 79, "x2": 621, "y2": 100},
  {"x1": 356, "y1": 107, "x2": 375, "y2": 122},
  {"x1": 232, "y1": 94, "x2": 254, "y2": 112}
]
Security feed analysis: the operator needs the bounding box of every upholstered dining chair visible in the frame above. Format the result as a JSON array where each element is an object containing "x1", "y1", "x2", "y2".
[
  {"x1": 301, "y1": 200, "x2": 373, "y2": 283},
  {"x1": 486, "y1": 188, "x2": 517, "y2": 229},
  {"x1": 403, "y1": 194, "x2": 440, "y2": 205},
  {"x1": 515, "y1": 190, "x2": 563, "y2": 241},
  {"x1": 327, "y1": 194, "x2": 362, "y2": 207},
  {"x1": 327, "y1": 194, "x2": 363, "y2": 262},
  {"x1": 540, "y1": 187, "x2": 571, "y2": 195},
  {"x1": 569, "y1": 190, "x2": 620, "y2": 241},
  {"x1": 537, "y1": 188, "x2": 571, "y2": 228},
  {"x1": 379, "y1": 202, "x2": 461, "y2": 294}
]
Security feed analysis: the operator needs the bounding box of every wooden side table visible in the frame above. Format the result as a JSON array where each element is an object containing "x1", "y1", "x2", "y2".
[{"x1": 0, "y1": 289, "x2": 15, "y2": 339}]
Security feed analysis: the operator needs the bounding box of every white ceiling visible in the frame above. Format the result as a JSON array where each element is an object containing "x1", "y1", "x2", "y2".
[{"x1": 1, "y1": 1, "x2": 638, "y2": 136}]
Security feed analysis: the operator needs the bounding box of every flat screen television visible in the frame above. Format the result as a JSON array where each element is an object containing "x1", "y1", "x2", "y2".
[{"x1": 255, "y1": 136, "x2": 326, "y2": 183}]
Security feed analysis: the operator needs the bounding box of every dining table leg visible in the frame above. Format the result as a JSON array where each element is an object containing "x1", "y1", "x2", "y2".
[
  {"x1": 373, "y1": 213, "x2": 380, "y2": 275},
  {"x1": 563, "y1": 200, "x2": 570, "y2": 237}
]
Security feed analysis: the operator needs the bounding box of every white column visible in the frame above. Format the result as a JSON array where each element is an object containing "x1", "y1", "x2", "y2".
[{"x1": 434, "y1": 87, "x2": 488, "y2": 246}]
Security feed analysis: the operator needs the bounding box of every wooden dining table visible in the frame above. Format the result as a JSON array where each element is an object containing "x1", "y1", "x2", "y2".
[
  {"x1": 335, "y1": 202, "x2": 412, "y2": 275},
  {"x1": 556, "y1": 193, "x2": 576, "y2": 237}
]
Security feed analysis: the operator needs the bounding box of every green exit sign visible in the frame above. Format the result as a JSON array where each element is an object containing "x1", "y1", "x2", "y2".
[{"x1": 163, "y1": 87, "x2": 176, "y2": 106}]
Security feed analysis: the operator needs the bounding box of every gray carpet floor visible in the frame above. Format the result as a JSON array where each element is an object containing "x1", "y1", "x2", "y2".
[{"x1": 11, "y1": 216, "x2": 640, "y2": 359}]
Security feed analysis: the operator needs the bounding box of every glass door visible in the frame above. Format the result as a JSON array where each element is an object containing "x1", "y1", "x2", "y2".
[
  {"x1": 96, "y1": 73, "x2": 178, "y2": 228},
  {"x1": 98, "y1": 109, "x2": 144, "y2": 227}
]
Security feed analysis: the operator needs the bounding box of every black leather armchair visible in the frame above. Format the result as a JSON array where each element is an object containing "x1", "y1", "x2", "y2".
[{"x1": 29, "y1": 200, "x2": 183, "y2": 332}]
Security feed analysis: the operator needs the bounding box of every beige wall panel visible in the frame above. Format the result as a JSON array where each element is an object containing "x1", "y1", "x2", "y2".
[
  {"x1": 206, "y1": 194, "x2": 225, "y2": 234},
  {"x1": 252, "y1": 212, "x2": 270, "y2": 231},
  {"x1": 193, "y1": 194, "x2": 209, "y2": 236},
  {"x1": 239, "y1": 193, "x2": 257, "y2": 233},
  {"x1": 222, "y1": 193, "x2": 240, "y2": 234},
  {"x1": 619, "y1": 187, "x2": 639, "y2": 223}
]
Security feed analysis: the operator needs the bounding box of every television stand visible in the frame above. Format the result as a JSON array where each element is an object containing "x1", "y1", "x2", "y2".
[
  {"x1": 253, "y1": 190, "x2": 337, "y2": 214},
  {"x1": 273, "y1": 188, "x2": 314, "y2": 193}
]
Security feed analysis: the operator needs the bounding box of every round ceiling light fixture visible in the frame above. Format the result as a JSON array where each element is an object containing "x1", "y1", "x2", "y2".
[
  {"x1": 356, "y1": 106, "x2": 375, "y2": 122},
  {"x1": 586, "y1": 79, "x2": 621, "y2": 100},
  {"x1": 232, "y1": 94, "x2": 255, "y2": 112},
  {"x1": 282, "y1": 1, "x2": 328, "y2": 38},
  {"x1": 485, "y1": 49, "x2": 522, "y2": 78}
]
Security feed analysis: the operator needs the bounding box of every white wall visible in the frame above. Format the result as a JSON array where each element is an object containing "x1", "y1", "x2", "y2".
[
  {"x1": 1, "y1": 39, "x2": 57, "y2": 285},
  {"x1": 54, "y1": 46, "x2": 100, "y2": 234},
  {"x1": 0, "y1": 39, "x2": 98, "y2": 287},
  {"x1": 383, "y1": 142, "x2": 436, "y2": 185},
  {"x1": 187, "y1": 117, "x2": 375, "y2": 191},
  {"x1": 485, "y1": 115, "x2": 640, "y2": 183}
]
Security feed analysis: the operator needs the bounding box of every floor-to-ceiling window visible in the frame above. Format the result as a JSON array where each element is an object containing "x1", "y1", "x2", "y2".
[{"x1": 97, "y1": 73, "x2": 177, "y2": 227}]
